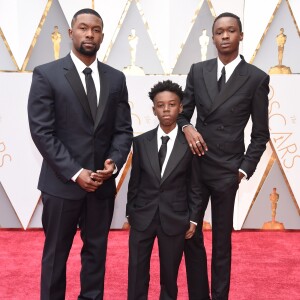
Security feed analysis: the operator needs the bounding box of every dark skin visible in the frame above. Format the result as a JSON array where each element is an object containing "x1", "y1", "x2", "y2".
[
  {"x1": 152, "y1": 91, "x2": 196, "y2": 239},
  {"x1": 183, "y1": 16, "x2": 245, "y2": 182},
  {"x1": 68, "y1": 13, "x2": 115, "y2": 191}
]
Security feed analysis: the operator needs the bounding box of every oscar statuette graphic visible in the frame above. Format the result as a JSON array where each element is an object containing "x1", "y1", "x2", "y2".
[
  {"x1": 262, "y1": 188, "x2": 285, "y2": 230},
  {"x1": 269, "y1": 28, "x2": 292, "y2": 74},
  {"x1": 123, "y1": 29, "x2": 145, "y2": 75},
  {"x1": 51, "y1": 26, "x2": 62, "y2": 60},
  {"x1": 199, "y1": 29, "x2": 209, "y2": 62}
]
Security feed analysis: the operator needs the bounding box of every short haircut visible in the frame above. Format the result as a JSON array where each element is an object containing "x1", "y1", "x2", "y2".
[
  {"x1": 212, "y1": 12, "x2": 242, "y2": 34},
  {"x1": 71, "y1": 8, "x2": 104, "y2": 28},
  {"x1": 148, "y1": 80, "x2": 183, "y2": 102}
]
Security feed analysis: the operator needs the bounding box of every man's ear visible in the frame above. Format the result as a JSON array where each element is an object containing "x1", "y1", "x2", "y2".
[
  {"x1": 240, "y1": 32, "x2": 244, "y2": 42},
  {"x1": 179, "y1": 103, "x2": 183, "y2": 113}
]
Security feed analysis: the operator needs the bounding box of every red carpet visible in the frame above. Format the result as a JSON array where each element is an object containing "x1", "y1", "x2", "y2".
[{"x1": 0, "y1": 230, "x2": 299, "y2": 299}]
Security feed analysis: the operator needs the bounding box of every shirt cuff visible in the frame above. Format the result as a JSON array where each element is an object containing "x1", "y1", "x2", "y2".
[
  {"x1": 72, "y1": 168, "x2": 83, "y2": 182},
  {"x1": 239, "y1": 169, "x2": 248, "y2": 179},
  {"x1": 182, "y1": 124, "x2": 193, "y2": 132},
  {"x1": 113, "y1": 162, "x2": 118, "y2": 174},
  {"x1": 190, "y1": 220, "x2": 197, "y2": 226}
]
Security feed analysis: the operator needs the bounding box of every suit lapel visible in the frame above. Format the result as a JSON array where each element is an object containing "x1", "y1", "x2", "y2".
[
  {"x1": 94, "y1": 61, "x2": 109, "y2": 130},
  {"x1": 144, "y1": 128, "x2": 161, "y2": 182},
  {"x1": 208, "y1": 59, "x2": 249, "y2": 116},
  {"x1": 161, "y1": 131, "x2": 189, "y2": 184},
  {"x1": 64, "y1": 55, "x2": 93, "y2": 122},
  {"x1": 203, "y1": 59, "x2": 219, "y2": 103}
]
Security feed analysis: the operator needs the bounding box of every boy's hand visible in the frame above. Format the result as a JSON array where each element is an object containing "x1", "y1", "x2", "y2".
[{"x1": 185, "y1": 222, "x2": 197, "y2": 239}]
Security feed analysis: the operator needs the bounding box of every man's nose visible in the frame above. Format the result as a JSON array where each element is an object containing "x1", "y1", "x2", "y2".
[
  {"x1": 222, "y1": 31, "x2": 229, "y2": 39},
  {"x1": 86, "y1": 29, "x2": 94, "y2": 37}
]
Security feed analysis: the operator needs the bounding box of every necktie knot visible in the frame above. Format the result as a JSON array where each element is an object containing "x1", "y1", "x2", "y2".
[
  {"x1": 161, "y1": 136, "x2": 170, "y2": 145},
  {"x1": 83, "y1": 67, "x2": 92, "y2": 76}
]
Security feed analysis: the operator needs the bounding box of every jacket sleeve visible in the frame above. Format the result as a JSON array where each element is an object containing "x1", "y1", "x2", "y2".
[
  {"x1": 107, "y1": 72, "x2": 133, "y2": 173},
  {"x1": 27, "y1": 66, "x2": 82, "y2": 182},
  {"x1": 188, "y1": 156, "x2": 203, "y2": 224},
  {"x1": 126, "y1": 138, "x2": 140, "y2": 218},
  {"x1": 240, "y1": 74, "x2": 270, "y2": 178},
  {"x1": 177, "y1": 64, "x2": 197, "y2": 128}
]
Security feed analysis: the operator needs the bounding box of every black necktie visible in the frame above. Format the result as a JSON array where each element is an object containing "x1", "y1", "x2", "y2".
[
  {"x1": 158, "y1": 136, "x2": 170, "y2": 170},
  {"x1": 83, "y1": 67, "x2": 97, "y2": 121},
  {"x1": 218, "y1": 66, "x2": 226, "y2": 92}
]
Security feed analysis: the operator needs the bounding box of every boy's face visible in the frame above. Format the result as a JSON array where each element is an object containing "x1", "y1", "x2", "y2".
[
  {"x1": 212, "y1": 16, "x2": 243, "y2": 57},
  {"x1": 152, "y1": 91, "x2": 182, "y2": 133}
]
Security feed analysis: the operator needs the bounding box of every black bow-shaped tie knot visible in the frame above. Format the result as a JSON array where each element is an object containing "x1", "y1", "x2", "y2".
[
  {"x1": 83, "y1": 67, "x2": 97, "y2": 121},
  {"x1": 218, "y1": 66, "x2": 226, "y2": 92},
  {"x1": 158, "y1": 136, "x2": 170, "y2": 170}
]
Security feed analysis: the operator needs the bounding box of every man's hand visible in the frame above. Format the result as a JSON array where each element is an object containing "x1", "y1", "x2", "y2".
[
  {"x1": 185, "y1": 223, "x2": 197, "y2": 239},
  {"x1": 76, "y1": 169, "x2": 102, "y2": 192},
  {"x1": 92, "y1": 159, "x2": 115, "y2": 182},
  {"x1": 238, "y1": 171, "x2": 245, "y2": 183},
  {"x1": 183, "y1": 125, "x2": 208, "y2": 156}
]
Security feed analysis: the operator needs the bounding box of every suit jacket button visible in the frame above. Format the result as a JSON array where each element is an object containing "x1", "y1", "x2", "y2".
[{"x1": 203, "y1": 122, "x2": 207, "y2": 126}]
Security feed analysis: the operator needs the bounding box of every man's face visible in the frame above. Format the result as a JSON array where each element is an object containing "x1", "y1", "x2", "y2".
[
  {"x1": 69, "y1": 13, "x2": 104, "y2": 57},
  {"x1": 212, "y1": 17, "x2": 243, "y2": 56},
  {"x1": 152, "y1": 91, "x2": 182, "y2": 132}
]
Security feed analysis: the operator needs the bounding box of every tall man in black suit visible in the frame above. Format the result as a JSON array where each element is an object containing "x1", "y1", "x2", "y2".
[
  {"x1": 127, "y1": 80, "x2": 202, "y2": 300},
  {"x1": 28, "y1": 9, "x2": 132, "y2": 300},
  {"x1": 178, "y1": 13, "x2": 270, "y2": 300}
]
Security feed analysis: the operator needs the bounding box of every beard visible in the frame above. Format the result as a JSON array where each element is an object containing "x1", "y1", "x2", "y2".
[{"x1": 77, "y1": 43, "x2": 100, "y2": 57}]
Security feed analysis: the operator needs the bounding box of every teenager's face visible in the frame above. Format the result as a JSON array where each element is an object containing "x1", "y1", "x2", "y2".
[
  {"x1": 212, "y1": 16, "x2": 243, "y2": 57},
  {"x1": 69, "y1": 13, "x2": 104, "y2": 58},
  {"x1": 152, "y1": 91, "x2": 182, "y2": 133}
]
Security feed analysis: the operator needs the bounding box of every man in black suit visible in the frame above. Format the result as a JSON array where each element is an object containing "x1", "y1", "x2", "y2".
[
  {"x1": 28, "y1": 9, "x2": 132, "y2": 300},
  {"x1": 178, "y1": 12, "x2": 270, "y2": 300},
  {"x1": 126, "y1": 80, "x2": 202, "y2": 300}
]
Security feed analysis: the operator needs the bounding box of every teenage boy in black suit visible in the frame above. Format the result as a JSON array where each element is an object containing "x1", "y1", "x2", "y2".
[
  {"x1": 178, "y1": 12, "x2": 270, "y2": 300},
  {"x1": 127, "y1": 80, "x2": 203, "y2": 300}
]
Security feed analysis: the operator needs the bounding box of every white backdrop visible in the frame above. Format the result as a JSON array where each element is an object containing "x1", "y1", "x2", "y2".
[{"x1": 0, "y1": 0, "x2": 299, "y2": 229}]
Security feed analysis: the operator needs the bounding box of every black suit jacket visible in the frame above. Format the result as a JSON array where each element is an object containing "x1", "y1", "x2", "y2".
[
  {"x1": 126, "y1": 128, "x2": 202, "y2": 236},
  {"x1": 28, "y1": 54, "x2": 133, "y2": 200},
  {"x1": 178, "y1": 56, "x2": 270, "y2": 180}
]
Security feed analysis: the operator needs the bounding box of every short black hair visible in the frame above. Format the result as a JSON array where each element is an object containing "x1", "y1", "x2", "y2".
[
  {"x1": 212, "y1": 12, "x2": 242, "y2": 34},
  {"x1": 71, "y1": 8, "x2": 104, "y2": 28},
  {"x1": 148, "y1": 80, "x2": 183, "y2": 102}
]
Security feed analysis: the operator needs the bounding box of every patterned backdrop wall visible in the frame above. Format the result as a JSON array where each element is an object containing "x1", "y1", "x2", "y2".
[{"x1": 0, "y1": 0, "x2": 299, "y2": 229}]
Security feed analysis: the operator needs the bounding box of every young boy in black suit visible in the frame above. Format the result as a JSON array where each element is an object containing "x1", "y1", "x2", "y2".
[{"x1": 126, "y1": 80, "x2": 202, "y2": 300}]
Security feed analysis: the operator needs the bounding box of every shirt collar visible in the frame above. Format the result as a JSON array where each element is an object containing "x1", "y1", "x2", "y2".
[
  {"x1": 70, "y1": 51, "x2": 98, "y2": 74},
  {"x1": 157, "y1": 124, "x2": 178, "y2": 141},
  {"x1": 217, "y1": 55, "x2": 242, "y2": 81}
]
